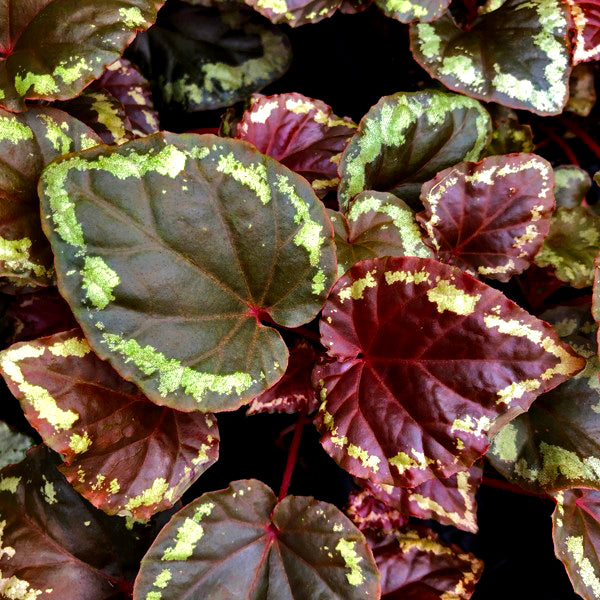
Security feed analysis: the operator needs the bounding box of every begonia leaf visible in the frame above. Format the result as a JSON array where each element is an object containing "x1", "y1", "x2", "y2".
[
  {"x1": 417, "y1": 153, "x2": 555, "y2": 282},
  {"x1": 374, "y1": 0, "x2": 450, "y2": 24},
  {"x1": 330, "y1": 191, "x2": 432, "y2": 276},
  {"x1": 127, "y1": 1, "x2": 291, "y2": 112},
  {"x1": 594, "y1": 253, "x2": 600, "y2": 351},
  {"x1": 346, "y1": 489, "x2": 407, "y2": 535},
  {"x1": 0, "y1": 107, "x2": 100, "y2": 287},
  {"x1": 0, "y1": 421, "x2": 32, "y2": 469},
  {"x1": 0, "y1": 0, "x2": 162, "y2": 112},
  {"x1": 0, "y1": 329, "x2": 219, "y2": 520},
  {"x1": 554, "y1": 165, "x2": 592, "y2": 208},
  {"x1": 338, "y1": 90, "x2": 491, "y2": 209},
  {"x1": 369, "y1": 526, "x2": 483, "y2": 599},
  {"x1": 243, "y1": 0, "x2": 341, "y2": 27},
  {"x1": 483, "y1": 105, "x2": 535, "y2": 156},
  {"x1": 350, "y1": 464, "x2": 482, "y2": 533},
  {"x1": 410, "y1": 0, "x2": 571, "y2": 115},
  {"x1": 314, "y1": 256, "x2": 584, "y2": 487},
  {"x1": 234, "y1": 92, "x2": 356, "y2": 197},
  {"x1": 38, "y1": 133, "x2": 337, "y2": 413},
  {"x1": 133, "y1": 479, "x2": 380, "y2": 600},
  {"x1": 566, "y1": 64, "x2": 597, "y2": 116},
  {"x1": 553, "y1": 488, "x2": 600, "y2": 600},
  {"x1": 339, "y1": 0, "x2": 373, "y2": 13},
  {"x1": 0, "y1": 445, "x2": 162, "y2": 599},
  {"x1": 535, "y1": 205, "x2": 600, "y2": 288},
  {"x1": 247, "y1": 340, "x2": 319, "y2": 415},
  {"x1": 488, "y1": 306, "x2": 600, "y2": 493},
  {"x1": 565, "y1": 0, "x2": 600, "y2": 64},
  {"x1": 515, "y1": 263, "x2": 565, "y2": 313}
]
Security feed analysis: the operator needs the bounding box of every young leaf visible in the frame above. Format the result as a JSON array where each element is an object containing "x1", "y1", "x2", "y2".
[
  {"x1": 565, "y1": 0, "x2": 600, "y2": 63},
  {"x1": 315, "y1": 256, "x2": 584, "y2": 487},
  {"x1": 554, "y1": 165, "x2": 592, "y2": 208},
  {"x1": 127, "y1": 1, "x2": 291, "y2": 112},
  {"x1": 482, "y1": 105, "x2": 535, "y2": 156},
  {"x1": 553, "y1": 488, "x2": 600, "y2": 600},
  {"x1": 0, "y1": 445, "x2": 160, "y2": 599},
  {"x1": 535, "y1": 205, "x2": 600, "y2": 288},
  {"x1": 351, "y1": 464, "x2": 482, "y2": 533},
  {"x1": 330, "y1": 191, "x2": 432, "y2": 276},
  {"x1": 566, "y1": 63, "x2": 597, "y2": 116},
  {"x1": 133, "y1": 479, "x2": 380, "y2": 599},
  {"x1": 410, "y1": 0, "x2": 571, "y2": 115},
  {"x1": 0, "y1": 422, "x2": 33, "y2": 469},
  {"x1": 488, "y1": 307, "x2": 600, "y2": 493},
  {"x1": 247, "y1": 340, "x2": 319, "y2": 415},
  {"x1": 243, "y1": 0, "x2": 342, "y2": 27},
  {"x1": 338, "y1": 90, "x2": 491, "y2": 209},
  {"x1": 0, "y1": 330, "x2": 219, "y2": 520},
  {"x1": 0, "y1": 107, "x2": 100, "y2": 287},
  {"x1": 374, "y1": 0, "x2": 450, "y2": 24},
  {"x1": 234, "y1": 92, "x2": 356, "y2": 197},
  {"x1": 38, "y1": 133, "x2": 337, "y2": 413},
  {"x1": 369, "y1": 526, "x2": 483, "y2": 599},
  {"x1": 0, "y1": 0, "x2": 161, "y2": 111},
  {"x1": 417, "y1": 153, "x2": 555, "y2": 282}
]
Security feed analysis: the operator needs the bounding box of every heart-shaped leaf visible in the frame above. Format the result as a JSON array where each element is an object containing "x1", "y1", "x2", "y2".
[
  {"x1": 566, "y1": 64, "x2": 597, "y2": 116},
  {"x1": 133, "y1": 479, "x2": 380, "y2": 599},
  {"x1": 374, "y1": 0, "x2": 450, "y2": 24},
  {"x1": 247, "y1": 340, "x2": 319, "y2": 415},
  {"x1": 554, "y1": 165, "x2": 591, "y2": 208},
  {"x1": 314, "y1": 256, "x2": 584, "y2": 487},
  {"x1": 565, "y1": 0, "x2": 600, "y2": 63},
  {"x1": 369, "y1": 526, "x2": 483, "y2": 599},
  {"x1": 0, "y1": 422, "x2": 32, "y2": 469},
  {"x1": 0, "y1": 0, "x2": 161, "y2": 111},
  {"x1": 488, "y1": 307, "x2": 599, "y2": 493},
  {"x1": 338, "y1": 90, "x2": 491, "y2": 209},
  {"x1": 243, "y1": 0, "x2": 342, "y2": 27},
  {"x1": 331, "y1": 191, "x2": 432, "y2": 276},
  {"x1": 0, "y1": 107, "x2": 100, "y2": 287},
  {"x1": 535, "y1": 205, "x2": 600, "y2": 288},
  {"x1": 235, "y1": 92, "x2": 356, "y2": 197},
  {"x1": 410, "y1": 0, "x2": 571, "y2": 115},
  {"x1": 0, "y1": 445, "x2": 162, "y2": 600},
  {"x1": 127, "y1": 1, "x2": 291, "y2": 112},
  {"x1": 483, "y1": 105, "x2": 534, "y2": 156},
  {"x1": 0, "y1": 329, "x2": 219, "y2": 520},
  {"x1": 39, "y1": 133, "x2": 337, "y2": 413},
  {"x1": 417, "y1": 153, "x2": 555, "y2": 282}
]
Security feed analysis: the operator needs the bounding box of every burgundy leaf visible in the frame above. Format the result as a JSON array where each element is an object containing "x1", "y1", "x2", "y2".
[
  {"x1": 514, "y1": 264, "x2": 565, "y2": 314},
  {"x1": 565, "y1": 0, "x2": 600, "y2": 63},
  {"x1": 346, "y1": 489, "x2": 408, "y2": 535},
  {"x1": 314, "y1": 256, "x2": 584, "y2": 487},
  {"x1": 417, "y1": 153, "x2": 555, "y2": 281},
  {"x1": 339, "y1": 0, "x2": 374, "y2": 13},
  {"x1": 0, "y1": 330, "x2": 219, "y2": 520}
]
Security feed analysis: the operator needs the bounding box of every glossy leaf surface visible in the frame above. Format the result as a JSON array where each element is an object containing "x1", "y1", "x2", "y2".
[
  {"x1": 0, "y1": 421, "x2": 32, "y2": 469},
  {"x1": 554, "y1": 165, "x2": 591, "y2": 208},
  {"x1": 374, "y1": 0, "x2": 450, "y2": 23},
  {"x1": 0, "y1": 0, "x2": 161, "y2": 111},
  {"x1": 244, "y1": 0, "x2": 341, "y2": 27},
  {"x1": 417, "y1": 153, "x2": 555, "y2": 281},
  {"x1": 39, "y1": 133, "x2": 337, "y2": 413},
  {"x1": 133, "y1": 479, "x2": 380, "y2": 600},
  {"x1": 0, "y1": 330, "x2": 219, "y2": 519},
  {"x1": 566, "y1": 0, "x2": 600, "y2": 63},
  {"x1": 128, "y1": 1, "x2": 291, "y2": 112},
  {"x1": 338, "y1": 90, "x2": 491, "y2": 208},
  {"x1": 0, "y1": 107, "x2": 99, "y2": 287},
  {"x1": 410, "y1": 0, "x2": 571, "y2": 115},
  {"x1": 235, "y1": 92, "x2": 356, "y2": 197},
  {"x1": 315, "y1": 256, "x2": 584, "y2": 487}
]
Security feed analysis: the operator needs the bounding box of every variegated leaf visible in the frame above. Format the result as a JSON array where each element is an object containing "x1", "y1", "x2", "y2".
[
  {"x1": 483, "y1": 105, "x2": 535, "y2": 156},
  {"x1": 565, "y1": 0, "x2": 600, "y2": 64},
  {"x1": 315, "y1": 256, "x2": 584, "y2": 487},
  {"x1": 346, "y1": 489, "x2": 407, "y2": 535},
  {"x1": 554, "y1": 165, "x2": 592, "y2": 208},
  {"x1": 374, "y1": 0, "x2": 450, "y2": 23},
  {"x1": 243, "y1": 0, "x2": 342, "y2": 27},
  {"x1": 0, "y1": 422, "x2": 32, "y2": 469},
  {"x1": 566, "y1": 63, "x2": 597, "y2": 116}
]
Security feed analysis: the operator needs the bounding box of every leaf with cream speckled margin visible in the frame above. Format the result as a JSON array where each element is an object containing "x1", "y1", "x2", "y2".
[
  {"x1": 127, "y1": 1, "x2": 291, "y2": 112},
  {"x1": 417, "y1": 153, "x2": 555, "y2": 282},
  {"x1": 0, "y1": 329, "x2": 219, "y2": 520},
  {"x1": 38, "y1": 133, "x2": 337, "y2": 414},
  {"x1": 314, "y1": 256, "x2": 584, "y2": 487},
  {"x1": 374, "y1": 0, "x2": 450, "y2": 23},
  {"x1": 565, "y1": 0, "x2": 600, "y2": 64},
  {"x1": 235, "y1": 92, "x2": 356, "y2": 198},
  {"x1": 0, "y1": 0, "x2": 162, "y2": 112},
  {"x1": 410, "y1": 0, "x2": 571, "y2": 116},
  {"x1": 244, "y1": 0, "x2": 342, "y2": 27},
  {"x1": 133, "y1": 479, "x2": 380, "y2": 600}
]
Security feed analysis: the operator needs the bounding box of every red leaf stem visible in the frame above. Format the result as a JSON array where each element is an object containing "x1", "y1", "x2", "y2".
[{"x1": 278, "y1": 410, "x2": 307, "y2": 501}]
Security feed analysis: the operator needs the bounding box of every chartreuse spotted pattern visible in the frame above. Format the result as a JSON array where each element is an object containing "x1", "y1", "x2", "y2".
[{"x1": 38, "y1": 133, "x2": 335, "y2": 413}]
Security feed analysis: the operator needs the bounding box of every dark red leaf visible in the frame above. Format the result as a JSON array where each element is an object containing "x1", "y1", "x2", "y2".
[
  {"x1": 565, "y1": 0, "x2": 600, "y2": 63},
  {"x1": 339, "y1": 0, "x2": 373, "y2": 13},
  {"x1": 346, "y1": 489, "x2": 408, "y2": 535}
]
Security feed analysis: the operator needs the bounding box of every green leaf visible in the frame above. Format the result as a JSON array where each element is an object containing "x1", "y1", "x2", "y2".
[
  {"x1": 374, "y1": 0, "x2": 450, "y2": 23},
  {"x1": 566, "y1": 64, "x2": 597, "y2": 117},
  {"x1": 338, "y1": 90, "x2": 491, "y2": 209},
  {"x1": 0, "y1": 422, "x2": 32, "y2": 469},
  {"x1": 38, "y1": 133, "x2": 337, "y2": 413},
  {"x1": 554, "y1": 165, "x2": 592, "y2": 208},
  {"x1": 483, "y1": 105, "x2": 535, "y2": 156}
]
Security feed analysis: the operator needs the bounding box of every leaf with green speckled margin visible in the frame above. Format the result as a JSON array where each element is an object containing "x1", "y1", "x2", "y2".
[
  {"x1": 0, "y1": 421, "x2": 32, "y2": 469},
  {"x1": 552, "y1": 488, "x2": 600, "y2": 600},
  {"x1": 487, "y1": 306, "x2": 600, "y2": 494},
  {"x1": 0, "y1": 0, "x2": 162, "y2": 112},
  {"x1": 409, "y1": 0, "x2": 571, "y2": 116},
  {"x1": 367, "y1": 525, "x2": 483, "y2": 599},
  {"x1": 314, "y1": 256, "x2": 584, "y2": 487},
  {"x1": 417, "y1": 153, "x2": 555, "y2": 282},
  {"x1": 0, "y1": 107, "x2": 100, "y2": 287},
  {"x1": 38, "y1": 132, "x2": 337, "y2": 414},
  {"x1": 566, "y1": 63, "x2": 597, "y2": 116},
  {"x1": 127, "y1": 1, "x2": 291, "y2": 112},
  {"x1": 243, "y1": 0, "x2": 341, "y2": 27},
  {"x1": 337, "y1": 90, "x2": 491, "y2": 209},
  {"x1": 134, "y1": 479, "x2": 380, "y2": 600},
  {"x1": 482, "y1": 105, "x2": 534, "y2": 157},
  {"x1": 374, "y1": 0, "x2": 450, "y2": 23},
  {"x1": 330, "y1": 191, "x2": 432, "y2": 277},
  {"x1": 554, "y1": 165, "x2": 592, "y2": 209},
  {"x1": 535, "y1": 204, "x2": 600, "y2": 288},
  {"x1": 0, "y1": 329, "x2": 219, "y2": 520},
  {"x1": 0, "y1": 445, "x2": 166, "y2": 600}
]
